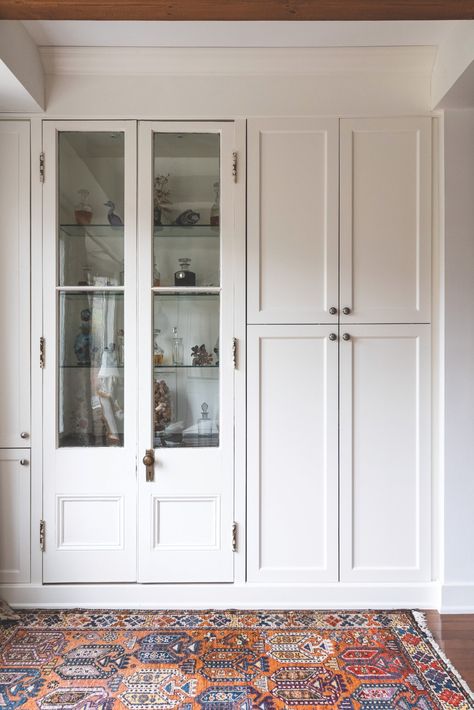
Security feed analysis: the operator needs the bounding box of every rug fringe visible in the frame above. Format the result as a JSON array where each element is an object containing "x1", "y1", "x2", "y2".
[{"x1": 412, "y1": 610, "x2": 474, "y2": 705}]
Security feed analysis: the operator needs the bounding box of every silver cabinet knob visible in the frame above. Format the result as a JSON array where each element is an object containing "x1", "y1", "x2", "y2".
[
  {"x1": 328, "y1": 333, "x2": 337, "y2": 341},
  {"x1": 342, "y1": 307, "x2": 351, "y2": 315},
  {"x1": 342, "y1": 333, "x2": 351, "y2": 341},
  {"x1": 328, "y1": 306, "x2": 337, "y2": 315},
  {"x1": 20, "y1": 459, "x2": 29, "y2": 466},
  {"x1": 20, "y1": 432, "x2": 29, "y2": 439}
]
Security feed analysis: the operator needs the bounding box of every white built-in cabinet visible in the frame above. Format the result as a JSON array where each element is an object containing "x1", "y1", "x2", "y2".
[
  {"x1": 247, "y1": 116, "x2": 432, "y2": 584},
  {"x1": 0, "y1": 122, "x2": 31, "y2": 585},
  {"x1": 0, "y1": 114, "x2": 433, "y2": 600}
]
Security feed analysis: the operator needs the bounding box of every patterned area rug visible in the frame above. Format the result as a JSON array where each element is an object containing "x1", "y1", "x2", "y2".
[{"x1": 0, "y1": 609, "x2": 473, "y2": 709}]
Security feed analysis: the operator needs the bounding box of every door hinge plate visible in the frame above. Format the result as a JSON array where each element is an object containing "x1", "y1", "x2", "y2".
[
  {"x1": 232, "y1": 337, "x2": 238, "y2": 369},
  {"x1": 39, "y1": 152, "x2": 45, "y2": 183},
  {"x1": 40, "y1": 337, "x2": 45, "y2": 369},
  {"x1": 232, "y1": 151, "x2": 238, "y2": 182},
  {"x1": 40, "y1": 520, "x2": 45, "y2": 551},
  {"x1": 232, "y1": 522, "x2": 238, "y2": 552}
]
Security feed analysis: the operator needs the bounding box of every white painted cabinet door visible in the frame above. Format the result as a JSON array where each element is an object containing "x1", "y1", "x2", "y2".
[
  {"x1": 0, "y1": 450, "x2": 30, "y2": 584},
  {"x1": 340, "y1": 118, "x2": 431, "y2": 324},
  {"x1": 137, "y1": 122, "x2": 239, "y2": 583},
  {"x1": 339, "y1": 324, "x2": 431, "y2": 582},
  {"x1": 247, "y1": 325, "x2": 339, "y2": 582},
  {"x1": 248, "y1": 118, "x2": 339, "y2": 325},
  {"x1": 42, "y1": 122, "x2": 137, "y2": 583},
  {"x1": 0, "y1": 122, "x2": 30, "y2": 448}
]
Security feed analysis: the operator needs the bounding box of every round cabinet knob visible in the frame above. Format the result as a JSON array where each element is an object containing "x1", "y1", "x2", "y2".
[
  {"x1": 328, "y1": 306, "x2": 337, "y2": 315},
  {"x1": 342, "y1": 333, "x2": 351, "y2": 341},
  {"x1": 328, "y1": 333, "x2": 337, "y2": 341},
  {"x1": 142, "y1": 454, "x2": 154, "y2": 467},
  {"x1": 20, "y1": 432, "x2": 29, "y2": 439},
  {"x1": 19, "y1": 459, "x2": 29, "y2": 466},
  {"x1": 342, "y1": 307, "x2": 351, "y2": 315}
]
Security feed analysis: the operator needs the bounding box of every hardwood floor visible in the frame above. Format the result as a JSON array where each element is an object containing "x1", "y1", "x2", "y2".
[{"x1": 425, "y1": 611, "x2": 474, "y2": 690}]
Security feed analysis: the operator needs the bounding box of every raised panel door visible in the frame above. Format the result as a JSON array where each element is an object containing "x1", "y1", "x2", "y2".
[
  {"x1": 247, "y1": 325, "x2": 339, "y2": 582},
  {"x1": 339, "y1": 324, "x2": 431, "y2": 582},
  {"x1": 247, "y1": 118, "x2": 339, "y2": 324},
  {"x1": 340, "y1": 117, "x2": 431, "y2": 324},
  {"x1": 0, "y1": 450, "x2": 30, "y2": 584},
  {"x1": 0, "y1": 122, "x2": 30, "y2": 448}
]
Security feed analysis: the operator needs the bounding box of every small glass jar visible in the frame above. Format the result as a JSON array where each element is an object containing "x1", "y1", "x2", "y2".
[
  {"x1": 172, "y1": 327, "x2": 183, "y2": 366},
  {"x1": 153, "y1": 329, "x2": 164, "y2": 366},
  {"x1": 210, "y1": 181, "x2": 220, "y2": 227},
  {"x1": 174, "y1": 258, "x2": 196, "y2": 287},
  {"x1": 74, "y1": 189, "x2": 93, "y2": 225},
  {"x1": 198, "y1": 402, "x2": 213, "y2": 437}
]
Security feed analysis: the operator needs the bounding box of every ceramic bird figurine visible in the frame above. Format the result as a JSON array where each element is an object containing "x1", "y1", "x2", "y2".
[{"x1": 104, "y1": 201, "x2": 123, "y2": 226}]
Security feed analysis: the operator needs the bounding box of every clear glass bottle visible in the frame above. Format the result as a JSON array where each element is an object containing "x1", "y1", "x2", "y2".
[
  {"x1": 210, "y1": 181, "x2": 220, "y2": 227},
  {"x1": 74, "y1": 189, "x2": 93, "y2": 225},
  {"x1": 153, "y1": 329, "x2": 164, "y2": 366},
  {"x1": 172, "y1": 327, "x2": 184, "y2": 365},
  {"x1": 198, "y1": 402, "x2": 212, "y2": 437},
  {"x1": 174, "y1": 257, "x2": 196, "y2": 287}
]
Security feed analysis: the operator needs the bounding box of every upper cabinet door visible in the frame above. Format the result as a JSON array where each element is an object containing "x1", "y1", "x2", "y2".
[
  {"x1": 0, "y1": 122, "x2": 30, "y2": 448},
  {"x1": 340, "y1": 117, "x2": 431, "y2": 324},
  {"x1": 248, "y1": 118, "x2": 339, "y2": 324}
]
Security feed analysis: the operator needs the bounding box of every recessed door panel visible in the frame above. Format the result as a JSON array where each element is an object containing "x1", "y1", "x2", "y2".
[
  {"x1": 0, "y1": 450, "x2": 30, "y2": 584},
  {"x1": 247, "y1": 325, "x2": 339, "y2": 582},
  {"x1": 248, "y1": 118, "x2": 339, "y2": 324}
]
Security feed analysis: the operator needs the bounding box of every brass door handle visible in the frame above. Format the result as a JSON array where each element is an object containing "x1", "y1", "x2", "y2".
[{"x1": 143, "y1": 449, "x2": 155, "y2": 482}]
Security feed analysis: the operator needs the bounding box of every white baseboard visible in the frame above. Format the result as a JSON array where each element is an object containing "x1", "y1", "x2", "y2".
[
  {"x1": 0, "y1": 582, "x2": 439, "y2": 610},
  {"x1": 440, "y1": 583, "x2": 474, "y2": 613}
]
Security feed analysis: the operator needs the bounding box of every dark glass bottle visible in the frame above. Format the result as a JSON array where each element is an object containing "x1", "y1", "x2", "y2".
[{"x1": 174, "y1": 258, "x2": 196, "y2": 287}]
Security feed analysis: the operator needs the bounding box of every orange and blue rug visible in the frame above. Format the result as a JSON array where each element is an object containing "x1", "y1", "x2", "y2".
[{"x1": 0, "y1": 609, "x2": 473, "y2": 709}]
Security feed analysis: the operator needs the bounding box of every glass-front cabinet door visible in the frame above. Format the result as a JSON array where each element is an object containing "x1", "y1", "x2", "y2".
[
  {"x1": 42, "y1": 122, "x2": 137, "y2": 583},
  {"x1": 137, "y1": 123, "x2": 236, "y2": 582}
]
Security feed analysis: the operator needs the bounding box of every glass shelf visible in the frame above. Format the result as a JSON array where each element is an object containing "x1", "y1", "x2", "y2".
[
  {"x1": 154, "y1": 365, "x2": 218, "y2": 370},
  {"x1": 154, "y1": 225, "x2": 219, "y2": 239},
  {"x1": 61, "y1": 364, "x2": 124, "y2": 369},
  {"x1": 60, "y1": 224, "x2": 124, "y2": 237}
]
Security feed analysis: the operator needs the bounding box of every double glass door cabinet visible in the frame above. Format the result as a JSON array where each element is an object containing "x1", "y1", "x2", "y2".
[{"x1": 43, "y1": 121, "x2": 237, "y2": 584}]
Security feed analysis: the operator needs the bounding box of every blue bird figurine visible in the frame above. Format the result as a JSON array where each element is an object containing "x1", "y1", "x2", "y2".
[{"x1": 104, "y1": 200, "x2": 123, "y2": 226}]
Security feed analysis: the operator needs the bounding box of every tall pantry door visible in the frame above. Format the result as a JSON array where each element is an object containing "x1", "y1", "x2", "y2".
[{"x1": 42, "y1": 122, "x2": 137, "y2": 583}]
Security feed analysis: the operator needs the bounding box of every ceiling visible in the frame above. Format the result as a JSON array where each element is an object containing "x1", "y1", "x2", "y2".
[{"x1": 21, "y1": 19, "x2": 460, "y2": 48}]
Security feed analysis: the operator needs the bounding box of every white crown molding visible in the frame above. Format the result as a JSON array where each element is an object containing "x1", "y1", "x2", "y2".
[{"x1": 40, "y1": 46, "x2": 437, "y2": 77}]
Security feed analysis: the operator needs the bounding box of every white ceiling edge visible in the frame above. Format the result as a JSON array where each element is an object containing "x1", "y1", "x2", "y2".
[
  {"x1": 22, "y1": 19, "x2": 458, "y2": 48},
  {"x1": 40, "y1": 46, "x2": 437, "y2": 77}
]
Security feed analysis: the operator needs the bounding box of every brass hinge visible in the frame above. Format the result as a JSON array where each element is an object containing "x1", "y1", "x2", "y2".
[
  {"x1": 39, "y1": 520, "x2": 45, "y2": 551},
  {"x1": 232, "y1": 522, "x2": 238, "y2": 552},
  {"x1": 39, "y1": 152, "x2": 45, "y2": 183},
  {"x1": 232, "y1": 151, "x2": 238, "y2": 182},
  {"x1": 232, "y1": 337, "x2": 238, "y2": 369},
  {"x1": 40, "y1": 337, "x2": 46, "y2": 369}
]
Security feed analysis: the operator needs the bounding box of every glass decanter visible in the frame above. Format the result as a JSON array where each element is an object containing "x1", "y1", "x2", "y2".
[
  {"x1": 153, "y1": 329, "x2": 164, "y2": 366},
  {"x1": 172, "y1": 327, "x2": 183, "y2": 365},
  {"x1": 210, "y1": 181, "x2": 220, "y2": 227},
  {"x1": 74, "y1": 189, "x2": 93, "y2": 225},
  {"x1": 198, "y1": 402, "x2": 213, "y2": 437},
  {"x1": 174, "y1": 258, "x2": 196, "y2": 287}
]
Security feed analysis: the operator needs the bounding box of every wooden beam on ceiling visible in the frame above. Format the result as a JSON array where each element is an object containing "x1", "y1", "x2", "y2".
[{"x1": 1, "y1": 0, "x2": 474, "y2": 21}]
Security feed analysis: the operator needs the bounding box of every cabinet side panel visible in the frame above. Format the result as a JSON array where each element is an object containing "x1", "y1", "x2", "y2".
[
  {"x1": 247, "y1": 326, "x2": 338, "y2": 583},
  {"x1": 0, "y1": 122, "x2": 30, "y2": 448}
]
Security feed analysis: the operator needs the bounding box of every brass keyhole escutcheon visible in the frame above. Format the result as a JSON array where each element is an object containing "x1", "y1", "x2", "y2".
[{"x1": 143, "y1": 449, "x2": 155, "y2": 482}]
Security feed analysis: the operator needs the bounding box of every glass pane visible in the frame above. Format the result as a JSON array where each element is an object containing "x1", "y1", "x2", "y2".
[
  {"x1": 153, "y1": 293, "x2": 219, "y2": 448},
  {"x1": 58, "y1": 292, "x2": 124, "y2": 447},
  {"x1": 153, "y1": 133, "x2": 220, "y2": 287},
  {"x1": 58, "y1": 132, "x2": 125, "y2": 286}
]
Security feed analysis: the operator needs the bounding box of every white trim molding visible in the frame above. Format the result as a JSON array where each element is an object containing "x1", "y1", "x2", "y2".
[
  {"x1": 440, "y1": 583, "x2": 474, "y2": 613},
  {"x1": 1, "y1": 582, "x2": 439, "y2": 610},
  {"x1": 40, "y1": 46, "x2": 437, "y2": 77}
]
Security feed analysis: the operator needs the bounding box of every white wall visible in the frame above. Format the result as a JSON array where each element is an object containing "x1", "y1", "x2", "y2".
[{"x1": 443, "y1": 108, "x2": 474, "y2": 610}]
